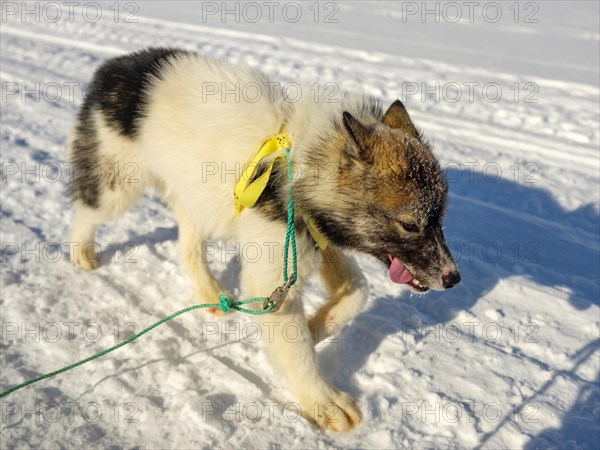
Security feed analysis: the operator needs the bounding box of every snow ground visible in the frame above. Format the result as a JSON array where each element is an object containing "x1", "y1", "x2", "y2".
[{"x1": 1, "y1": 1, "x2": 599, "y2": 448}]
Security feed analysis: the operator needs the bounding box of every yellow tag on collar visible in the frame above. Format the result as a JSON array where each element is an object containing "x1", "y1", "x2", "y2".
[{"x1": 234, "y1": 133, "x2": 291, "y2": 215}]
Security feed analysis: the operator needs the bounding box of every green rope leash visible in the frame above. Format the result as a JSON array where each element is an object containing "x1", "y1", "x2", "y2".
[
  {"x1": 0, "y1": 297, "x2": 268, "y2": 399},
  {"x1": 0, "y1": 147, "x2": 297, "y2": 400},
  {"x1": 283, "y1": 147, "x2": 297, "y2": 286}
]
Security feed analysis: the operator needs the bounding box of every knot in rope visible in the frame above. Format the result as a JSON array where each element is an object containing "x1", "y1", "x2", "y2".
[{"x1": 218, "y1": 293, "x2": 232, "y2": 313}]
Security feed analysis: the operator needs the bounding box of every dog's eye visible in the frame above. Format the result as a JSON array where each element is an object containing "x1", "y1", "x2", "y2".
[{"x1": 400, "y1": 221, "x2": 420, "y2": 233}]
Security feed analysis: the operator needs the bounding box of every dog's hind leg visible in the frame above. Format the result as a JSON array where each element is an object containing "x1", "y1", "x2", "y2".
[
  {"x1": 67, "y1": 112, "x2": 145, "y2": 270},
  {"x1": 69, "y1": 181, "x2": 145, "y2": 270},
  {"x1": 69, "y1": 204, "x2": 104, "y2": 270},
  {"x1": 308, "y1": 247, "x2": 369, "y2": 344},
  {"x1": 174, "y1": 207, "x2": 226, "y2": 314}
]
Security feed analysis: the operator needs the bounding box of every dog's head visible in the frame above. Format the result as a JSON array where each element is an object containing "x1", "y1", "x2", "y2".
[{"x1": 306, "y1": 100, "x2": 460, "y2": 292}]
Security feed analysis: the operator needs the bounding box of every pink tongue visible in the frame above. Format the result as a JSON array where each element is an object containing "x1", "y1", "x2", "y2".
[{"x1": 388, "y1": 254, "x2": 414, "y2": 284}]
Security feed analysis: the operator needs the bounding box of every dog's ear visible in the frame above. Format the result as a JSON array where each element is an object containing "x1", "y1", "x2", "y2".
[
  {"x1": 343, "y1": 111, "x2": 374, "y2": 161},
  {"x1": 383, "y1": 100, "x2": 417, "y2": 136}
]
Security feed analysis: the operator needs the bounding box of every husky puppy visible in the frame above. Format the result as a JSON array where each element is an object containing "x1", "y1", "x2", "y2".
[{"x1": 68, "y1": 48, "x2": 460, "y2": 431}]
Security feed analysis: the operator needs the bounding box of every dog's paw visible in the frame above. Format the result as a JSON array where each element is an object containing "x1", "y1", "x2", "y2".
[
  {"x1": 71, "y1": 246, "x2": 99, "y2": 271},
  {"x1": 302, "y1": 389, "x2": 361, "y2": 432}
]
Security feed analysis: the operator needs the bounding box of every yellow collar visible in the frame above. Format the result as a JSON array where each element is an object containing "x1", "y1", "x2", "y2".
[{"x1": 234, "y1": 133, "x2": 328, "y2": 251}]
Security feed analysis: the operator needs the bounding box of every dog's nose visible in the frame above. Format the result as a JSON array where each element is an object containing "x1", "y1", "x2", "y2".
[{"x1": 441, "y1": 270, "x2": 461, "y2": 289}]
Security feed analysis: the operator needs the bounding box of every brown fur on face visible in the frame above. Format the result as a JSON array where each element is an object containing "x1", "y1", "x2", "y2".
[
  {"x1": 342, "y1": 101, "x2": 446, "y2": 210},
  {"x1": 297, "y1": 99, "x2": 458, "y2": 291}
]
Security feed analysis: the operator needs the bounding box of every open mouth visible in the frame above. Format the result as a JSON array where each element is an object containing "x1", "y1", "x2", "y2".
[{"x1": 387, "y1": 254, "x2": 429, "y2": 292}]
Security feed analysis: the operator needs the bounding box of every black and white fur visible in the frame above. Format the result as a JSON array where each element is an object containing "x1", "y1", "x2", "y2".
[{"x1": 68, "y1": 48, "x2": 459, "y2": 431}]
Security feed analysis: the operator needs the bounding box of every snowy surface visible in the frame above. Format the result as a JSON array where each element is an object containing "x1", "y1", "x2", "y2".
[{"x1": 1, "y1": 1, "x2": 599, "y2": 448}]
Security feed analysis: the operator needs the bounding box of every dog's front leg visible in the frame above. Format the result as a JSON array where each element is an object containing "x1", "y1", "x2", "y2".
[
  {"x1": 308, "y1": 247, "x2": 369, "y2": 344},
  {"x1": 242, "y1": 265, "x2": 361, "y2": 431},
  {"x1": 257, "y1": 295, "x2": 361, "y2": 431}
]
